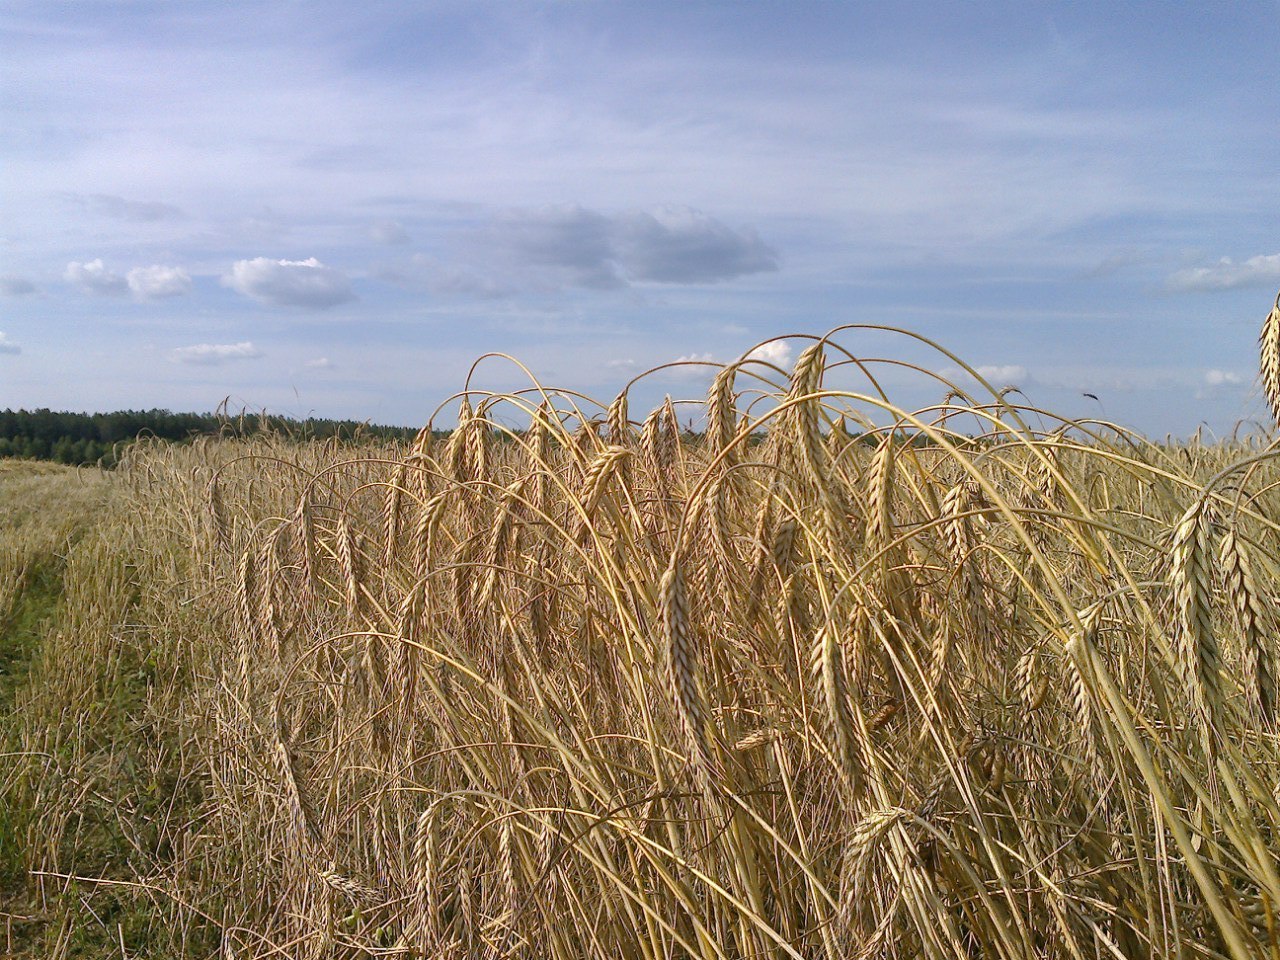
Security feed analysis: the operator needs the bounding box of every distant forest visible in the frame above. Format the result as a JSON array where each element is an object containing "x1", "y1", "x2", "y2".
[{"x1": 0, "y1": 408, "x2": 420, "y2": 467}]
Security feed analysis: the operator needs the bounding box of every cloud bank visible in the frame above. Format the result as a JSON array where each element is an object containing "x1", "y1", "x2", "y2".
[
  {"x1": 169, "y1": 341, "x2": 262, "y2": 365},
  {"x1": 744, "y1": 341, "x2": 794, "y2": 368},
  {"x1": 1168, "y1": 254, "x2": 1280, "y2": 292},
  {"x1": 369, "y1": 221, "x2": 410, "y2": 245},
  {"x1": 1205, "y1": 369, "x2": 1245, "y2": 386},
  {"x1": 488, "y1": 205, "x2": 778, "y2": 290},
  {"x1": 127, "y1": 265, "x2": 192, "y2": 300},
  {"x1": 386, "y1": 206, "x2": 780, "y2": 296},
  {"x1": 70, "y1": 193, "x2": 184, "y2": 222},
  {"x1": 65, "y1": 259, "x2": 128, "y2": 296},
  {"x1": 974, "y1": 364, "x2": 1028, "y2": 383},
  {"x1": 615, "y1": 208, "x2": 779, "y2": 284},
  {"x1": 223, "y1": 257, "x2": 355, "y2": 308},
  {"x1": 1, "y1": 277, "x2": 36, "y2": 296}
]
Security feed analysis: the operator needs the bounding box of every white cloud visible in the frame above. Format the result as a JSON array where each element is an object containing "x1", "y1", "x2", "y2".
[
  {"x1": 127, "y1": 264, "x2": 192, "y2": 300},
  {"x1": 169, "y1": 341, "x2": 261, "y2": 365},
  {"x1": 1205, "y1": 369, "x2": 1244, "y2": 386},
  {"x1": 304, "y1": 357, "x2": 333, "y2": 369},
  {"x1": 1, "y1": 277, "x2": 35, "y2": 296},
  {"x1": 0, "y1": 332, "x2": 20, "y2": 355},
  {"x1": 65, "y1": 259, "x2": 127, "y2": 296},
  {"x1": 223, "y1": 257, "x2": 354, "y2": 308},
  {"x1": 939, "y1": 363, "x2": 1029, "y2": 387},
  {"x1": 744, "y1": 341, "x2": 794, "y2": 368},
  {"x1": 974, "y1": 364, "x2": 1027, "y2": 382},
  {"x1": 1167, "y1": 254, "x2": 1280, "y2": 292},
  {"x1": 661, "y1": 351, "x2": 720, "y2": 382}
]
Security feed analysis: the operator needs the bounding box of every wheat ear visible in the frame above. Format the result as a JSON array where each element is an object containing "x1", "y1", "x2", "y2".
[
  {"x1": 606, "y1": 391, "x2": 630, "y2": 446},
  {"x1": 812, "y1": 621, "x2": 863, "y2": 796},
  {"x1": 1260, "y1": 291, "x2": 1280, "y2": 428},
  {"x1": 1219, "y1": 526, "x2": 1276, "y2": 724},
  {"x1": 1172, "y1": 500, "x2": 1222, "y2": 751},
  {"x1": 660, "y1": 563, "x2": 718, "y2": 784},
  {"x1": 706, "y1": 365, "x2": 738, "y2": 463},
  {"x1": 336, "y1": 514, "x2": 360, "y2": 611}
]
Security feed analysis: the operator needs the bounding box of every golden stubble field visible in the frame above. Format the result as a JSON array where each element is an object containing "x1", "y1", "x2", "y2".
[{"x1": 4, "y1": 321, "x2": 1280, "y2": 959}]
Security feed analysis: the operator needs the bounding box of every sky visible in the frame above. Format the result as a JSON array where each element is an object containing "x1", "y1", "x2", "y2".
[{"x1": 3, "y1": 0, "x2": 1280, "y2": 437}]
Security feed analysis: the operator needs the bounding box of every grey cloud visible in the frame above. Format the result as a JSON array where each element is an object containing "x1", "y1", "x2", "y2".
[
  {"x1": 65, "y1": 259, "x2": 128, "y2": 295},
  {"x1": 1, "y1": 277, "x2": 36, "y2": 296},
  {"x1": 223, "y1": 257, "x2": 355, "y2": 309},
  {"x1": 481, "y1": 205, "x2": 777, "y2": 291},
  {"x1": 614, "y1": 208, "x2": 779, "y2": 283},
  {"x1": 378, "y1": 206, "x2": 777, "y2": 297},
  {"x1": 376, "y1": 254, "x2": 518, "y2": 298},
  {"x1": 370, "y1": 220, "x2": 411, "y2": 245},
  {"x1": 69, "y1": 193, "x2": 185, "y2": 222},
  {"x1": 491, "y1": 206, "x2": 625, "y2": 290}
]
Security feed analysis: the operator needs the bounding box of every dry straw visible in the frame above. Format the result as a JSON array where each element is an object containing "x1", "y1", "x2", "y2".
[{"x1": 13, "y1": 303, "x2": 1280, "y2": 959}]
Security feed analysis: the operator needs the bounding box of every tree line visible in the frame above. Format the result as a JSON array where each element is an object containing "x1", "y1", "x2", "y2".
[{"x1": 0, "y1": 408, "x2": 419, "y2": 467}]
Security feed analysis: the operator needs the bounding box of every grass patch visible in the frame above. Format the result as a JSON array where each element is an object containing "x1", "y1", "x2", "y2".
[{"x1": 0, "y1": 557, "x2": 66, "y2": 712}]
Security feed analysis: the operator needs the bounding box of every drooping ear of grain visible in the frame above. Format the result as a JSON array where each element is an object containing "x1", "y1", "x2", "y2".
[
  {"x1": 445, "y1": 397, "x2": 472, "y2": 482},
  {"x1": 208, "y1": 475, "x2": 230, "y2": 546},
  {"x1": 606, "y1": 391, "x2": 630, "y2": 446},
  {"x1": 383, "y1": 458, "x2": 408, "y2": 567},
  {"x1": 811, "y1": 620, "x2": 863, "y2": 796},
  {"x1": 1260, "y1": 291, "x2": 1280, "y2": 428},
  {"x1": 1171, "y1": 500, "x2": 1222, "y2": 753},
  {"x1": 336, "y1": 514, "x2": 360, "y2": 611},
  {"x1": 865, "y1": 436, "x2": 896, "y2": 552},
  {"x1": 1065, "y1": 602, "x2": 1104, "y2": 780},
  {"x1": 1219, "y1": 525, "x2": 1277, "y2": 725},
  {"x1": 659, "y1": 562, "x2": 719, "y2": 785},
  {"x1": 706, "y1": 365, "x2": 738, "y2": 463},
  {"x1": 409, "y1": 423, "x2": 434, "y2": 460},
  {"x1": 293, "y1": 492, "x2": 317, "y2": 594},
  {"x1": 579, "y1": 445, "x2": 630, "y2": 521},
  {"x1": 788, "y1": 343, "x2": 827, "y2": 486},
  {"x1": 412, "y1": 805, "x2": 441, "y2": 948}
]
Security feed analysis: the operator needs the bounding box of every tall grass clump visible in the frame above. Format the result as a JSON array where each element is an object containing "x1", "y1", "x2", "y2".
[{"x1": 7, "y1": 311, "x2": 1280, "y2": 958}]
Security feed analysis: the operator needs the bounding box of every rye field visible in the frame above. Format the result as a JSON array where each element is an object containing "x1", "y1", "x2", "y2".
[{"x1": 4, "y1": 320, "x2": 1280, "y2": 959}]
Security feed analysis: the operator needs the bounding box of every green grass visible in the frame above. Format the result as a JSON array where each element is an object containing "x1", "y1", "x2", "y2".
[{"x1": 0, "y1": 557, "x2": 66, "y2": 711}]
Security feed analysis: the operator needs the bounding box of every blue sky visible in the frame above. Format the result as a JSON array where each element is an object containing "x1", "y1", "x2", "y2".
[{"x1": 3, "y1": 1, "x2": 1279, "y2": 435}]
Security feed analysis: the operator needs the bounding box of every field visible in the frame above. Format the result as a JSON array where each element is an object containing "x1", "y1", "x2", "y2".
[{"x1": 3, "y1": 325, "x2": 1280, "y2": 959}]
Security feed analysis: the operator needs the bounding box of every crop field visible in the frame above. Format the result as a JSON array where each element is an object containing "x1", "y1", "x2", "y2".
[{"x1": 4, "y1": 323, "x2": 1280, "y2": 959}]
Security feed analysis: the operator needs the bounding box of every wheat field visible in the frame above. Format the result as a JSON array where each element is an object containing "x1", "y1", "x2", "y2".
[{"x1": 5, "y1": 316, "x2": 1280, "y2": 958}]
